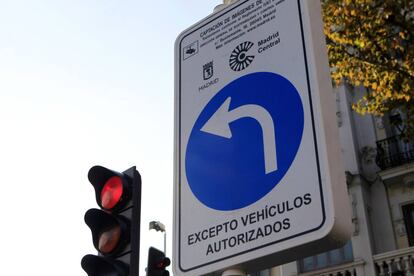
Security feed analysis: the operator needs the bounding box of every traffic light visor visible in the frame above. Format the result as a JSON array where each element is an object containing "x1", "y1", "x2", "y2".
[
  {"x1": 84, "y1": 208, "x2": 130, "y2": 256},
  {"x1": 88, "y1": 166, "x2": 131, "y2": 211},
  {"x1": 81, "y1": 254, "x2": 129, "y2": 276}
]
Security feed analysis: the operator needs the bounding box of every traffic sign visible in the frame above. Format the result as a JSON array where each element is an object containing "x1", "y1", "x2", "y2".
[
  {"x1": 174, "y1": 0, "x2": 351, "y2": 275},
  {"x1": 186, "y1": 72, "x2": 304, "y2": 211}
]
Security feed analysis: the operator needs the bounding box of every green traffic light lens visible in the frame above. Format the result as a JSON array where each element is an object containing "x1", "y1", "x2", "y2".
[{"x1": 100, "y1": 176, "x2": 123, "y2": 210}]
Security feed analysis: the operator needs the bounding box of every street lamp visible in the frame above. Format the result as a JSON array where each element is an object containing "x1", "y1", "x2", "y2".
[{"x1": 149, "y1": 221, "x2": 166, "y2": 254}]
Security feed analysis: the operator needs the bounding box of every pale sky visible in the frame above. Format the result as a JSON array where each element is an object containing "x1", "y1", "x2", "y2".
[{"x1": 0, "y1": 1, "x2": 221, "y2": 275}]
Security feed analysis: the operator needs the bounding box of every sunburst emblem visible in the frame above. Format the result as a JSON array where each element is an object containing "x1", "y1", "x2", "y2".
[{"x1": 229, "y1": 41, "x2": 255, "y2": 71}]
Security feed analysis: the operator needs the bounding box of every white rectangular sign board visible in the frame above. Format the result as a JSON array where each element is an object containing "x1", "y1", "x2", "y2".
[{"x1": 174, "y1": 0, "x2": 351, "y2": 275}]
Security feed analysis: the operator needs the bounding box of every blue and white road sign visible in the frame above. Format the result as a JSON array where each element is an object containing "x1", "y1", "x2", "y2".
[
  {"x1": 174, "y1": 0, "x2": 351, "y2": 275},
  {"x1": 186, "y1": 72, "x2": 304, "y2": 210}
]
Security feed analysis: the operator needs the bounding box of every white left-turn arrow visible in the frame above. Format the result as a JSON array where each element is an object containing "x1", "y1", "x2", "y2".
[{"x1": 200, "y1": 97, "x2": 278, "y2": 174}]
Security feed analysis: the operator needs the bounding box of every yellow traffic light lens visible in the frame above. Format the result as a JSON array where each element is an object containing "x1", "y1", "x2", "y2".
[{"x1": 98, "y1": 225, "x2": 121, "y2": 254}]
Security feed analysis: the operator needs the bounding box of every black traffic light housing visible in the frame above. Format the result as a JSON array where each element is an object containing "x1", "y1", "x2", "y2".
[
  {"x1": 84, "y1": 208, "x2": 131, "y2": 256},
  {"x1": 82, "y1": 255, "x2": 129, "y2": 276},
  {"x1": 82, "y1": 165, "x2": 141, "y2": 276},
  {"x1": 147, "y1": 247, "x2": 170, "y2": 276}
]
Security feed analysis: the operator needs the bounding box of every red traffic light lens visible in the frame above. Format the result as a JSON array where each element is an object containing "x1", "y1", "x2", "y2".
[
  {"x1": 98, "y1": 225, "x2": 121, "y2": 254},
  {"x1": 156, "y1": 258, "x2": 171, "y2": 268},
  {"x1": 100, "y1": 176, "x2": 123, "y2": 210}
]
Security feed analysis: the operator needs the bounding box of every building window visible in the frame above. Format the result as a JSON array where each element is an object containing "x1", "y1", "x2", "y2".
[
  {"x1": 403, "y1": 203, "x2": 414, "y2": 246},
  {"x1": 299, "y1": 240, "x2": 353, "y2": 272}
]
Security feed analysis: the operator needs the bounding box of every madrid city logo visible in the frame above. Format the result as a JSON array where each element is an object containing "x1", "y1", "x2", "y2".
[{"x1": 229, "y1": 41, "x2": 255, "y2": 71}]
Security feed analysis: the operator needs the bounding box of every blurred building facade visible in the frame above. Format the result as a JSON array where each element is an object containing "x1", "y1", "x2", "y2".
[{"x1": 276, "y1": 85, "x2": 414, "y2": 276}]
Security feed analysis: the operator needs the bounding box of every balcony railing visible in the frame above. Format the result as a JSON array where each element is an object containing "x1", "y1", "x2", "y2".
[
  {"x1": 298, "y1": 259, "x2": 365, "y2": 276},
  {"x1": 373, "y1": 247, "x2": 414, "y2": 276},
  {"x1": 376, "y1": 136, "x2": 414, "y2": 170},
  {"x1": 295, "y1": 247, "x2": 414, "y2": 276}
]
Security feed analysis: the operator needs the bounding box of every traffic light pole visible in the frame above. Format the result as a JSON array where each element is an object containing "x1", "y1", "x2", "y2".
[
  {"x1": 125, "y1": 167, "x2": 142, "y2": 276},
  {"x1": 163, "y1": 231, "x2": 166, "y2": 255}
]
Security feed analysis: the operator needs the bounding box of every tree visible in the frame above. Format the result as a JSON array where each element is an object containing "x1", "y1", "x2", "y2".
[{"x1": 322, "y1": 0, "x2": 414, "y2": 138}]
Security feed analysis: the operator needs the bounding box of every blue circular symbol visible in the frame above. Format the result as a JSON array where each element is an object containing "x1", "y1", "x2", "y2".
[{"x1": 185, "y1": 72, "x2": 304, "y2": 211}]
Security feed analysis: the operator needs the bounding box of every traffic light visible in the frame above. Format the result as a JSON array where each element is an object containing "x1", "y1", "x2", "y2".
[
  {"x1": 81, "y1": 165, "x2": 141, "y2": 276},
  {"x1": 147, "y1": 247, "x2": 170, "y2": 276}
]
